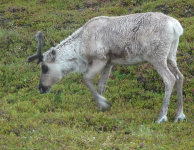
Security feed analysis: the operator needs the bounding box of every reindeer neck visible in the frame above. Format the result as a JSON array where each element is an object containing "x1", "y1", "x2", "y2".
[{"x1": 53, "y1": 29, "x2": 87, "y2": 74}]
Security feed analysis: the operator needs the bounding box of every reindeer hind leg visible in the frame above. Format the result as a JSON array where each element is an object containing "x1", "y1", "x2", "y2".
[
  {"x1": 149, "y1": 59, "x2": 176, "y2": 123},
  {"x1": 167, "y1": 58, "x2": 186, "y2": 122}
]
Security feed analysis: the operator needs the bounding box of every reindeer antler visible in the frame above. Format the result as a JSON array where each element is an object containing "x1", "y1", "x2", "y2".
[{"x1": 27, "y1": 31, "x2": 44, "y2": 64}]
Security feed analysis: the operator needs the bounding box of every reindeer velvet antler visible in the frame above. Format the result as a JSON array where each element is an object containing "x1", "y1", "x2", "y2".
[{"x1": 27, "y1": 31, "x2": 44, "y2": 64}]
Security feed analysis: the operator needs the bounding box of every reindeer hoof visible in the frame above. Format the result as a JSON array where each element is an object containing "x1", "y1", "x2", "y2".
[
  {"x1": 97, "y1": 96, "x2": 111, "y2": 111},
  {"x1": 157, "y1": 115, "x2": 167, "y2": 124},
  {"x1": 174, "y1": 113, "x2": 186, "y2": 122}
]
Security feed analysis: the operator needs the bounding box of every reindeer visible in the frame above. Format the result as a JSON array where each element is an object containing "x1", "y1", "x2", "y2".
[{"x1": 27, "y1": 12, "x2": 186, "y2": 123}]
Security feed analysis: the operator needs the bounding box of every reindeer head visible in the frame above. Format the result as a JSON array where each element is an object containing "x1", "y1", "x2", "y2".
[{"x1": 27, "y1": 31, "x2": 62, "y2": 94}]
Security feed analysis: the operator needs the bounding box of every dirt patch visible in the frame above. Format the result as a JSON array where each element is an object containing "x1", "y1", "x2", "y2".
[
  {"x1": 155, "y1": 4, "x2": 194, "y2": 17},
  {"x1": 180, "y1": 6, "x2": 194, "y2": 17},
  {"x1": 0, "y1": 17, "x2": 12, "y2": 28},
  {"x1": 84, "y1": 1, "x2": 98, "y2": 8},
  {"x1": 6, "y1": 6, "x2": 26, "y2": 13},
  {"x1": 154, "y1": 5, "x2": 170, "y2": 14}
]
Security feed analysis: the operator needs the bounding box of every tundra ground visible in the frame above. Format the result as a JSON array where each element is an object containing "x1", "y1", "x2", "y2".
[{"x1": 0, "y1": 0, "x2": 194, "y2": 149}]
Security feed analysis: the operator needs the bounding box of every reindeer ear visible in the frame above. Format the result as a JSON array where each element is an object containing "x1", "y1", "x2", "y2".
[
  {"x1": 45, "y1": 48, "x2": 56, "y2": 62},
  {"x1": 51, "y1": 49, "x2": 56, "y2": 55}
]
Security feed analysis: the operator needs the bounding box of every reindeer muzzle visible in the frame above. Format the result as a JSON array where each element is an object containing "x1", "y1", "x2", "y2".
[{"x1": 39, "y1": 84, "x2": 51, "y2": 94}]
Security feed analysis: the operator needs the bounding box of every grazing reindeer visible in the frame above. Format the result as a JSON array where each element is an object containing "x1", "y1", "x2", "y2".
[{"x1": 27, "y1": 12, "x2": 186, "y2": 123}]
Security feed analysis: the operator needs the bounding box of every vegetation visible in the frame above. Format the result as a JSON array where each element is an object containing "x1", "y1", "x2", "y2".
[{"x1": 0, "y1": 0, "x2": 194, "y2": 149}]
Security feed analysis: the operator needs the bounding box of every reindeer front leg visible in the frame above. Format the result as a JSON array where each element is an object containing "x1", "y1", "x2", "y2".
[
  {"x1": 98, "y1": 64, "x2": 112, "y2": 95},
  {"x1": 84, "y1": 59, "x2": 111, "y2": 111}
]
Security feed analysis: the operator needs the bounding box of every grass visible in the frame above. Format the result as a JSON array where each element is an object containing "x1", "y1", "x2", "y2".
[{"x1": 0, "y1": 0, "x2": 194, "y2": 149}]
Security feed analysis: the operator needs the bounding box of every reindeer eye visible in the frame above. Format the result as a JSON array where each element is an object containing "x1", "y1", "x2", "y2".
[{"x1": 42, "y1": 65, "x2": 49, "y2": 74}]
